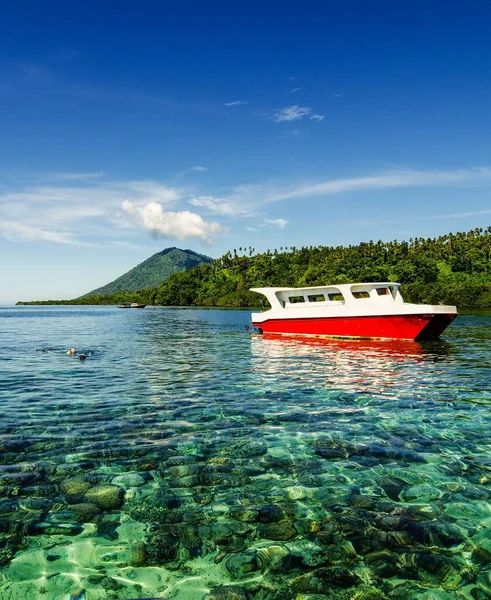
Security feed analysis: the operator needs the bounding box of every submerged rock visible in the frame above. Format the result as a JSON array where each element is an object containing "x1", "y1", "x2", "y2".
[
  {"x1": 85, "y1": 485, "x2": 124, "y2": 510},
  {"x1": 205, "y1": 585, "x2": 248, "y2": 600},
  {"x1": 291, "y1": 567, "x2": 361, "y2": 593},
  {"x1": 473, "y1": 538, "x2": 491, "y2": 564},
  {"x1": 223, "y1": 551, "x2": 260, "y2": 579},
  {"x1": 60, "y1": 477, "x2": 91, "y2": 495},
  {"x1": 258, "y1": 522, "x2": 297, "y2": 541},
  {"x1": 111, "y1": 473, "x2": 146, "y2": 487}
]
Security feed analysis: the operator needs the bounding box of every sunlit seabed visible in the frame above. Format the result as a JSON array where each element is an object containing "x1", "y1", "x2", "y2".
[{"x1": 0, "y1": 305, "x2": 490, "y2": 600}]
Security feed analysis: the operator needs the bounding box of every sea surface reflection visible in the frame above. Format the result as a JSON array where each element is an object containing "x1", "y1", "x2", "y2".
[{"x1": 0, "y1": 306, "x2": 490, "y2": 600}]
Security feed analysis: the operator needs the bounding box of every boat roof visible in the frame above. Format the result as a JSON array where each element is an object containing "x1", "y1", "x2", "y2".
[{"x1": 250, "y1": 282, "x2": 401, "y2": 294}]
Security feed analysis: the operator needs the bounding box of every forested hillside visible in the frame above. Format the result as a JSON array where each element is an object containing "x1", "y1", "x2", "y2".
[
  {"x1": 150, "y1": 228, "x2": 491, "y2": 308},
  {"x1": 18, "y1": 228, "x2": 491, "y2": 307},
  {"x1": 81, "y1": 247, "x2": 212, "y2": 296}
]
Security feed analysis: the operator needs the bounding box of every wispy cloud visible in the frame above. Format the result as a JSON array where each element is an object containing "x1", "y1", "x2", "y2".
[
  {"x1": 189, "y1": 195, "x2": 252, "y2": 217},
  {"x1": 187, "y1": 167, "x2": 491, "y2": 217},
  {"x1": 264, "y1": 218, "x2": 289, "y2": 229},
  {"x1": 0, "y1": 221, "x2": 81, "y2": 245},
  {"x1": 0, "y1": 176, "x2": 199, "y2": 246},
  {"x1": 224, "y1": 100, "x2": 251, "y2": 106},
  {"x1": 190, "y1": 165, "x2": 208, "y2": 172},
  {"x1": 126, "y1": 181, "x2": 182, "y2": 204},
  {"x1": 289, "y1": 87, "x2": 302, "y2": 94},
  {"x1": 260, "y1": 167, "x2": 491, "y2": 202},
  {"x1": 353, "y1": 208, "x2": 491, "y2": 228},
  {"x1": 2, "y1": 167, "x2": 490, "y2": 248},
  {"x1": 46, "y1": 171, "x2": 106, "y2": 182},
  {"x1": 272, "y1": 105, "x2": 324, "y2": 123}
]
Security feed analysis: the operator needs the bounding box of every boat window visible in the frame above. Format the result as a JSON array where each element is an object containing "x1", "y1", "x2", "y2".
[
  {"x1": 288, "y1": 295, "x2": 305, "y2": 303},
  {"x1": 376, "y1": 287, "x2": 389, "y2": 296},
  {"x1": 328, "y1": 292, "x2": 344, "y2": 302},
  {"x1": 307, "y1": 294, "x2": 325, "y2": 302},
  {"x1": 352, "y1": 291, "x2": 370, "y2": 299}
]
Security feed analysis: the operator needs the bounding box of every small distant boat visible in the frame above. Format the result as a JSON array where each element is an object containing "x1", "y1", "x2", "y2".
[
  {"x1": 250, "y1": 282, "x2": 457, "y2": 341},
  {"x1": 118, "y1": 302, "x2": 146, "y2": 309}
]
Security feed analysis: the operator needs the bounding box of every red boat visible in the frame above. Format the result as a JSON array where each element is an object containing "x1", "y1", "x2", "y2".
[{"x1": 250, "y1": 282, "x2": 457, "y2": 341}]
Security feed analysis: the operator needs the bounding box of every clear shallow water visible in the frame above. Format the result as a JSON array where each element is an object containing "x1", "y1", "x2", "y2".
[{"x1": 0, "y1": 306, "x2": 490, "y2": 600}]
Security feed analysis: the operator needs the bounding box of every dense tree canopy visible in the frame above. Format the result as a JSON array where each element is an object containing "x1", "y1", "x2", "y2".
[{"x1": 18, "y1": 227, "x2": 491, "y2": 308}]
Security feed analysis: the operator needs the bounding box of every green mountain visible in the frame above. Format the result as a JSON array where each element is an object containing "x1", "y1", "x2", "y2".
[{"x1": 82, "y1": 247, "x2": 212, "y2": 297}]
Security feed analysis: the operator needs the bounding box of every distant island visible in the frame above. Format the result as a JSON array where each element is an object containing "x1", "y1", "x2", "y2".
[{"x1": 17, "y1": 227, "x2": 491, "y2": 308}]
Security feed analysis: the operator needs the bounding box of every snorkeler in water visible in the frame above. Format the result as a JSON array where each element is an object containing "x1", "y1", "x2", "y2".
[{"x1": 66, "y1": 348, "x2": 93, "y2": 359}]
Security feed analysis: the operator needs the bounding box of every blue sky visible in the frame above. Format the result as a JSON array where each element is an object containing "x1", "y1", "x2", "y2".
[{"x1": 1, "y1": 1, "x2": 491, "y2": 304}]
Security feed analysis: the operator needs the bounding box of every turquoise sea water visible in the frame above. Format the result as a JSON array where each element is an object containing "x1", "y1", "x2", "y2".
[{"x1": 0, "y1": 305, "x2": 490, "y2": 600}]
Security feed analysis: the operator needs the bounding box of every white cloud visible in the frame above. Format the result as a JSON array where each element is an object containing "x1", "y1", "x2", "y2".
[
  {"x1": 122, "y1": 201, "x2": 222, "y2": 244},
  {"x1": 224, "y1": 100, "x2": 251, "y2": 106},
  {"x1": 289, "y1": 87, "x2": 302, "y2": 94},
  {"x1": 272, "y1": 105, "x2": 324, "y2": 122},
  {"x1": 190, "y1": 165, "x2": 208, "y2": 172},
  {"x1": 264, "y1": 218, "x2": 289, "y2": 229}
]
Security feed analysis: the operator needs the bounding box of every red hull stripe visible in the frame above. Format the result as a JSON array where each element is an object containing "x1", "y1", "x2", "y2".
[{"x1": 252, "y1": 313, "x2": 456, "y2": 341}]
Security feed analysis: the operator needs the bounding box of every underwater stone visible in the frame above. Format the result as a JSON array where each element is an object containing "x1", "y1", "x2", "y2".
[
  {"x1": 220, "y1": 441, "x2": 267, "y2": 458},
  {"x1": 60, "y1": 477, "x2": 91, "y2": 495},
  {"x1": 145, "y1": 534, "x2": 179, "y2": 564},
  {"x1": 111, "y1": 473, "x2": 146, "y2": 487},
  {"x1": 205, "y1": 585, "x2": 248, "y2": 600},
  {"x1": 223, "y1": 551, "x2": 260, "y2": 579},
  {"x1": 256, "y1": 505, "x2": 285, "y2": 523},
  {"x1": 85, "y1": 484, "x2": 124, "y2": 510},
  {"x1": 350, "y1": 494, "x2": 376, "y2": 509},
  {"x1": 363, "y1": 551, "x2": 399, "y2": 578},
  {"x1": 258, "y1": 522, "x2": 297, "y2": 541},
  {"x1": 399, "y1": 484, "x2": 443, "y2": 502},
  {"x1": 291, "y1": 567, "x2": 361, "y2": 592},
  {"x1": 70, "y1": 502, "x2": 102, "y2": 521},
  {"x1": 130, "y1": 541, "x2": 147, "y2": 566},
  {"x1": 255, "y1": 545, "x2": 290, "y2": 572},
  {"x1": 289, "y1": 541, "x2": 330, "y2": 568},
  {"x1": 473, "y1": 538, "x2": 491, "y2": 564},
  {"x1": 476, "y1": 568, "x2": 491, "y2": 596},
  {"x1": 315, "y1": 447, "x2": 348, "y2": 460},
  {"x1": 376, "y1": 476, "x2": 407, "y2": 501}
]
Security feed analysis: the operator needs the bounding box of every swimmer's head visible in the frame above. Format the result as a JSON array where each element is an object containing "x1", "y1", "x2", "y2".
[
  {"x1": 67, "y1": 348, "x2": 77, "y2": 355},
  {"x1": 79, "y1": 354, "x2": 86, "y2": 361}
]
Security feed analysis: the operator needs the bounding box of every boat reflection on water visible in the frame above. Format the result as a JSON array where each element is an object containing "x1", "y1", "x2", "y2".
[{"x1": 250, "y1": 332, "x2": 452, "y2": 395}]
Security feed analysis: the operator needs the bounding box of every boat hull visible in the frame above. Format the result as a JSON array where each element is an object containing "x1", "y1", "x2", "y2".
[{"x1": 252, "y1": 313, "x2": 456, "y2": 341}]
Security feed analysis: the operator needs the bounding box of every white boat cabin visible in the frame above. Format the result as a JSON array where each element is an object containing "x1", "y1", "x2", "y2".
[{"x1": 251, "y1": 282, "x2": 404, "y2": 310}]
